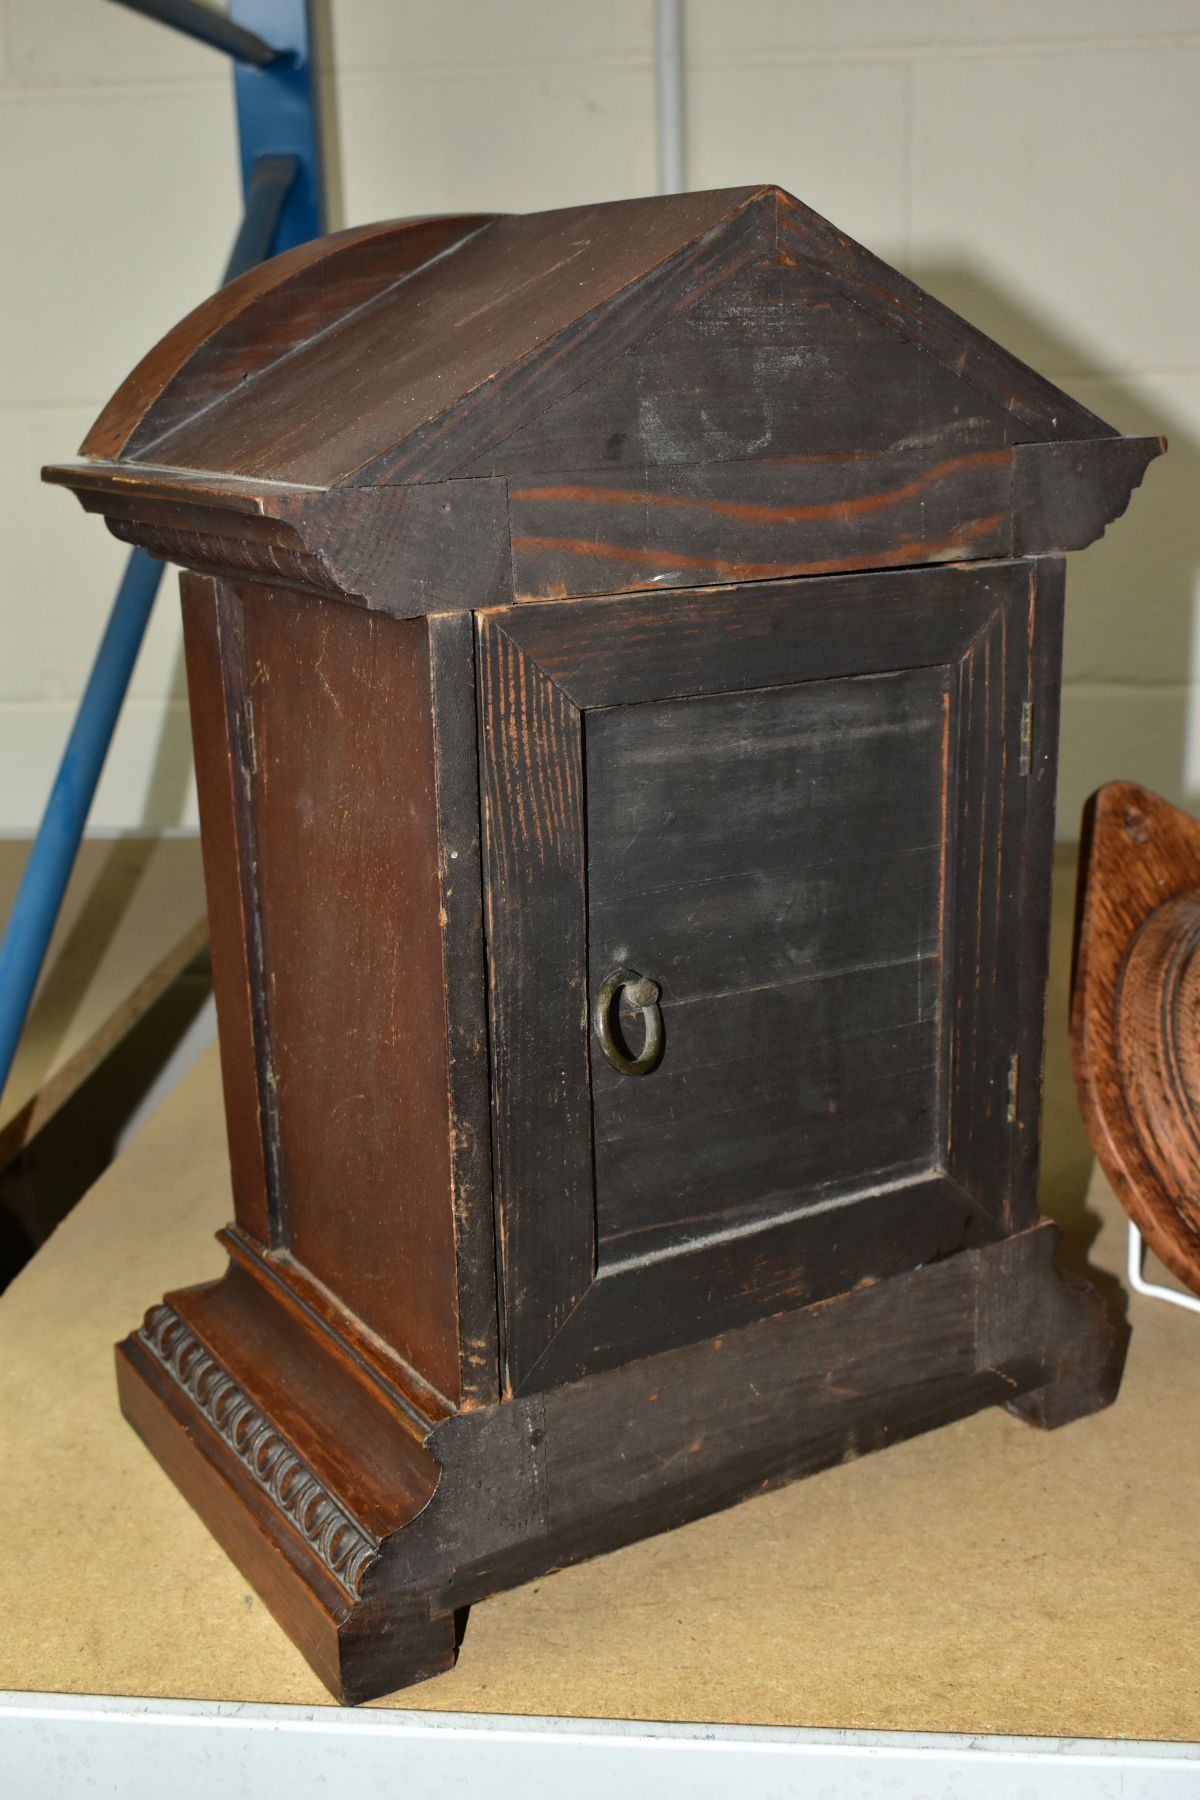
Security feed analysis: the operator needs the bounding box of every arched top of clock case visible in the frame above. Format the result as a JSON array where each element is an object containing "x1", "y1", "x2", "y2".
[{"x1": 45, "y1": 184, "x2": 1163, "y2": 612}]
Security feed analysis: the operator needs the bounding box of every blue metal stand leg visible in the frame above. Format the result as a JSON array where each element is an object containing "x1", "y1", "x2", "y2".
[
  {"x1": 0, "y1": 547, "x2": 164, "y2": 1090},
  {"x1": 232, "y1": 1, "x2": 325, "y2": 252},
  {"x1": 0, "y1": 0, "x2": 324, "y2": 1104}
]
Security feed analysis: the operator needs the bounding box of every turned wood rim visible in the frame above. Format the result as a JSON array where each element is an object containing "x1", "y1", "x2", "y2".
[
  {"x1": 1115, "y1": 896, "x2": 1200, "y2": 1246},
  {"x1": 1072, "y1": 781, "x2": 1200, "y2": 1297}
]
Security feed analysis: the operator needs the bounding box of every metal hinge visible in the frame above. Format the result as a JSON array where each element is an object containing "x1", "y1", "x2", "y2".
[
  {"x1": 1018, "y1": 701, "x2": 1034, "y2": 776},
  {"x1": 1007, "y1": 1054, "x2": 1020, "y2": 1123}
]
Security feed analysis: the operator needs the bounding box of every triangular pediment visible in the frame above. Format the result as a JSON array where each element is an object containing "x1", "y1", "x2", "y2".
[
  {"x1": 81, "y1": 186, "x2": 1117, "y2": 492},
  {"x1": 48, "y1": 186, "x2": 1161, "y2": 615}
]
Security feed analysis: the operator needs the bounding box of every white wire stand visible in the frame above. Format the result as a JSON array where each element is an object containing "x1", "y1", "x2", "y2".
[{"x1": 1126, "y1": 1218, "x2": 1200, "y2": 1316}]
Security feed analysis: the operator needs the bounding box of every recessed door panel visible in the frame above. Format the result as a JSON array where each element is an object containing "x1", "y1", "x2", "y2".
[
  {"x1": 478, "y1": 561, "x2": 1062, "y2": 1393},
  {"x1": 587, "y1": 671, "x2": 948, "y2": 1260}
]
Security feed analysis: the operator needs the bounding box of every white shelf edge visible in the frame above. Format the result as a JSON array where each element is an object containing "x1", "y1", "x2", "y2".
[{"x1": 3, "y1": 1690, "x2": 1198, "y2": 1800}]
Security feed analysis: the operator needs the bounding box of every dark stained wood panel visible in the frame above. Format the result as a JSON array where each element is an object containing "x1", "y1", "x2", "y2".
[
  {"x1": 476, "y1": 617, "x2": 593, "y2": 1391},
  {"x1": 85, "y1": 215, "x2": 494, "y2": 463},
  {"x1": 54, "y1": 467, "x2": 512, "y2": 620},
  {"x1": 1012, "y1": 437, "x2": 1165, "y2": 554},
  {"x1": 775, "y1": 191, "x2": 1114, "y2": 443},
  {"x1": 594, "y1": 979, "x2": 939, "y2": 1257},
  {"x1": 425, "y1": 611, "x2": 501, "y2": 1405},
  {"x1": 507, "y1": 447, "x2": 1014, "y2": 599},
  {"x1": 488, "y1": 561, "x2": 1010, "y2": 709},
  {"x1": 586, "y1": 672, "x2": 948, "y2": 1258},
  {"x1": 119, "y1": 1211, "x2": 1123, "y2": 1702},
  {"x1": 481, "y1": 562, "x2": 1042, "y2": 1394},
  {"x1": 179, "y1": 574, "x2": 271, "y2": 1244},
  {"x1": 665, "y1": 252, "x2": 903, "y2": 347},
  {"x1": 465, "y1": 256, "x2": 1021, "y2": 481},
  {"x1": 482, "y1": 343, "x2": 1016, "y2": 482},
  {"x1": 50, "y1": 185, "x2": 1163, "y2": 612},
  {"x1": 236, "y1": 588, "x2": 462, "y2": 1402},
  {"x1": 941, "y1": 567, "x2": 1048, "y2": 1234},
  {"x1": 92, "y1": 185, "x2": 1126, "y2": 494},
  {"x1": 527, "y1": 1223, "x2": 1092, "y2": 1552},
  {"x1": 513, "y1": 1173, "x2": 1000, "y2": 1392},
  {"x1": 136, "y1": 188, "x2": 771, "y2": 488},
  {"x1": 1011, "y1": 559, "x2": 1065, "y2": 1222}
]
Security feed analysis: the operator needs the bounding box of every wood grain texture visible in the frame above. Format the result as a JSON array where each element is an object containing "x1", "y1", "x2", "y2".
[
  {"x1": 236, "y1": 586, "x2": 462, "y2": 1402},
  {"x1": 83, "y1": 214, "x2": 494, "y2": 462},
  {"x1": 774, "y1": 190, "x2": 1116, "y2": 443},
  {"x1": 47, "y1": 467, "x2": 511, "y2": 618},
  {"x1": 165, "y1": 1255, "x2": 440, "y2": 1536},
  {"x1": 942, "y1": 560, "x2": 1062, "y2": 1235},
  {"x1": 135, "y1": 188, "x2": 773, "y2": 487},
  {"x1": 116, "y1": 1328, "x2": 359, "y2": 1701},
  {"x1": 511, "y1": 1176, "x2": 1003, "y2": 1394},
  {"x1": 46, "y1": 187, "x2": 1163, "y2": 614},
  {"x1": 134, "y1": 1300, "x2": 382, "y2": 1599},
  {"x1": 586, "y1": 671, "x2": 949, "y2": 1258},
  {"x1": 115, "y1": 1212, "x2": 1121, "y2": 1701},
  {"x1": 45, "y1": 427, "x2": 1160, "y2": 615},
  {"x1": 1011, "y1": 559, "x2": 1067, "y2": 1233},
  {"x1": 488, "y1": 561, "x2": 1008, "y2": 708},
  {"x1": 462, "y1": 254, "x2": 1024, "y2": 480},
  {"x1": 426, "y1": 612, "x2": 501, "y2": 1406},
  {"x1": 476, "y1": 615, "x2": 592, "y2": 1390},
  {"x1": 219, "y1": 1224, "x2": 453, "y2": 1429},
  {"x1": 508, "y1": 447, "x2": 1014, "y2": 598},
  {"x1": 179, "y1": 576, "x2": 271, "y2": 1243},
  {"x1": 54, "y1": 185, "x2": 1154, "y2": 508},
  {"x1": 117, "y1": 1306, "x2": 457, "y2": 1705},
  {"x1": 481, "y1": 562, "x2": 1051, "y2": 1394},
  {"x1": 1072, "y1": 781, "x2": 1200, "y2": 1297}
]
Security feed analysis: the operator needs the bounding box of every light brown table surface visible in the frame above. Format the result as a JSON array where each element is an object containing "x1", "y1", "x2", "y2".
[
  {"x1": 0, "y1": 850, "x2": 1197, "y2": 1737},
  {"x1": 0, "y1": 835, "x2": 206, "y2": 1160}
]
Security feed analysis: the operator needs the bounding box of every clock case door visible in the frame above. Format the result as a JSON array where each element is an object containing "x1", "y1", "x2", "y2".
[{"x1": 479, "y1": 557, "x2": 1062, "y2": 1396}]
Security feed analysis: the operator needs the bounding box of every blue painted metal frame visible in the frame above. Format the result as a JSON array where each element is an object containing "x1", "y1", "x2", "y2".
[
  {"x1": 232, "y1": 0, "x2": 326, "y2": 256},
  {"x1": 0, "y1": 0, "x2": 324, "y2": 1099}
]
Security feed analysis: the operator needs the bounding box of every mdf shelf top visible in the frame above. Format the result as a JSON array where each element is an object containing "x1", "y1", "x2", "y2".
[{"x1": 46, "y1": 185, "x2": 1161, "y2": 615}]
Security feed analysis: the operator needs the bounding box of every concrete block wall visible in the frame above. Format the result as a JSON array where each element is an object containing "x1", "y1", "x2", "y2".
[{"x1": 2, "y1": 0, "x2": 1196, "y2": 833}]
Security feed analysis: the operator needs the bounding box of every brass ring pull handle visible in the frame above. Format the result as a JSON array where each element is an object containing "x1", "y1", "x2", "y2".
[{"x1": 593, "y1": 966, "x2": 664, "y2": 1077}]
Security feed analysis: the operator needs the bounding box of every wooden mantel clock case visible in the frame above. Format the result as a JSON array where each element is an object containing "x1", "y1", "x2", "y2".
[{"x1": 47, "y1": 186, "x2": 1161, "y2": 1703}]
